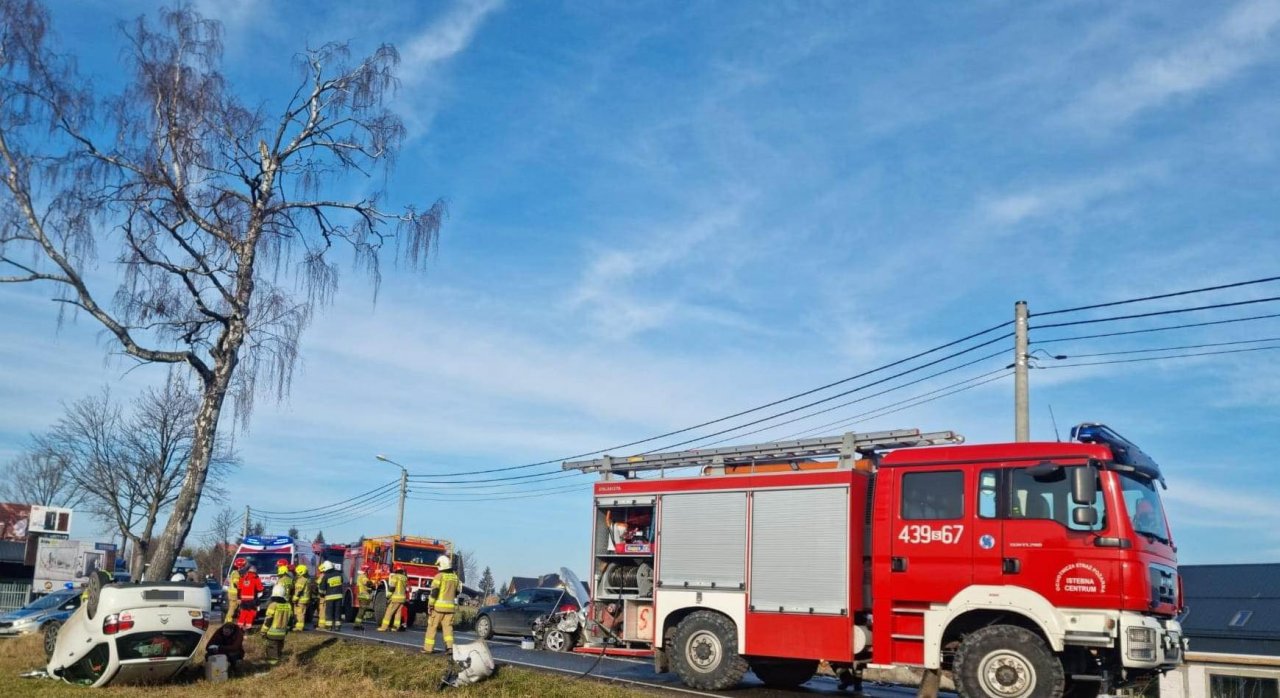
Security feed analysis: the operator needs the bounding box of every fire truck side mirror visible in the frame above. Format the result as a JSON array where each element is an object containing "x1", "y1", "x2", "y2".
[
  {"x1": 1071, "y1": 464, "x2": 1098, "y2": 506},
  {"x1": 1072, "y1": 506, "x2": 1098, "y2": 528}
]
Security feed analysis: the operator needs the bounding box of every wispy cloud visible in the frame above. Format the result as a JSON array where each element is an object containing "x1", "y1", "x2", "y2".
[
  {"x1": 1066, "y1": 0, "x2": 1280, "y2": 130},
  {"x1": 399, "y1": 0, "x2": 503, "y2": 86},
  {"x1": 976, "y1": 163, "x2": 1165, "y2": 228}
]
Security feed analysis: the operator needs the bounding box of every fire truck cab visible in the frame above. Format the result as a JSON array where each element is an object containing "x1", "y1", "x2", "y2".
[
  {"x1": 342, "y1": 535, "x2": 452, "y2": 627},
  {"x1": 564, "y1": 425, "x2": 1183, "y2": 697}
]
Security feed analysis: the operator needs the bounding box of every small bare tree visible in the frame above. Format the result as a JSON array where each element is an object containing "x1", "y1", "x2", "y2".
[
  {"x1": 196, "y1": 505, "x2": 238, "y2": 579},
  {"x1": 37, "y1": 377, "x2": 236, "y2": 576},
  {"x1": 0, "y1": 448, "x2": 81, "y2": 508},
  {"x1": 0, "y1": 3, "x2": 442, "y2": 578}
]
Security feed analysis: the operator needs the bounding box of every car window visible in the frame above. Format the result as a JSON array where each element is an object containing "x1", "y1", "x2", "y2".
[
  {"x1": 531, "y1": 589, "x2": 561, "y2": 605},
  {"x1": 116, "y1": 632, "x2": 203, "y2": 660},
  {"x1": 506, "y1": 590, "x2": 534, "y2": 606},
  {"x1": 60, "y1": 643, "x2": 110, "y2": 684}
]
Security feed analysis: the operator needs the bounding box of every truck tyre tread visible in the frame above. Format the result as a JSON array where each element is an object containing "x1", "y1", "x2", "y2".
[
  {"x1": 670, "y1": 610, "x2": 748, "y2": 691},
  {"x1": 954, "y1": 624, "x2": 1064, "y2": 698}
]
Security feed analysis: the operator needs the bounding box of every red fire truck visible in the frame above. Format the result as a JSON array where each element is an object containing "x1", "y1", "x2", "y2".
[
  {"x1": 342, "y1": 535, "x2": 453, "y2": 628},
  {"x1": 563, "y1": 425, "x2": 1183, "y2": 696}
]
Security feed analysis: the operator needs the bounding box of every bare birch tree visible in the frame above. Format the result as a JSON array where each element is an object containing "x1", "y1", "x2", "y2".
[
  {"x1": 37, "y1": 378, "x2": 236, "y2": 575},
  {"x1": 0, "y1": 3, "x2": 443, "y2": 578}
]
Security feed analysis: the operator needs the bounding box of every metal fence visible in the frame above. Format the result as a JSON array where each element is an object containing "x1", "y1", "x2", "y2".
[{"x1": 0, "y1": 582, "x2": 32, "y2": 611}]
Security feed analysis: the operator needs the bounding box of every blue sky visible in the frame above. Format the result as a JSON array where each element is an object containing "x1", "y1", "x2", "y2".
[{"x1": 1, "y1": 0, "x2": 1279, "y2": 587}]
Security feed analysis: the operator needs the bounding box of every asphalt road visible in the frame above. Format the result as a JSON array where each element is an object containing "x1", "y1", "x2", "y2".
[{"x1": 315, "y1": 624, "x2": 934, "y2": 698}]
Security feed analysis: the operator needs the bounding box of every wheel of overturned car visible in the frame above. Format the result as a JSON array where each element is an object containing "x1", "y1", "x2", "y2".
[
  {"x1": 749, "y1": 657, "x2": 818, "y2": 688},
  {"x1": 84, "y1": 571, "x2": 105, "y2": 620},
  {"x1": 670, "y1": 610, "x2": 748, "y2": 691},
  {"x1": 543, "y1": 628, "x2": 574, "y2": 653},
  {"x1": 42, "y1": 620, "x2": 62, "y2": 659},
  {"x1": 474, "y1": 614, "x2": 493, "y2": 640}
]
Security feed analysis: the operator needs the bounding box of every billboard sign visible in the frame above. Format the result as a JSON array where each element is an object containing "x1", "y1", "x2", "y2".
[
  {"x1": 0, "y1": 503, "x2": 31, "y2": 542},
  {"x1": 29, "y1": 506, "x2": 73, "y2": 536},
  {"x1": 33, "y1": 538, "x2": 115, "y2": 593}
]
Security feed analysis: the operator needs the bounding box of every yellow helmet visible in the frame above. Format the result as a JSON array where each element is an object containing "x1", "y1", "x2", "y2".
[{"x1": 295, "y1": 564, "x2": 308, "y2": 575}]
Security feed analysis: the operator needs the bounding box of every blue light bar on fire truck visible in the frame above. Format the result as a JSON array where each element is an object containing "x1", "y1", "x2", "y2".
[{"x1": 1070, "y1": 422, "x2": 1164, "y2": 487}]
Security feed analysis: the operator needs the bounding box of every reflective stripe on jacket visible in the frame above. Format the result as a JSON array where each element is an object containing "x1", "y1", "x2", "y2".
[
  {"x1": 429, "y1": 571, "x2": 460, "y2": 612},
  {"x1": 322, "y1": 570, "x2": 343, "y2": 601},
  {"x1": 227, "y1": 570, "x2": 241, "y2": 599},
  {"x1": 356, "y1": 572, "x2": 373, "y2": 601},
  {"x1": 389, "y1": 572, "x2": 408, "y2": 602},
  {"x1": 293, "y1": 575, "x2": 311, "y2": 602}
]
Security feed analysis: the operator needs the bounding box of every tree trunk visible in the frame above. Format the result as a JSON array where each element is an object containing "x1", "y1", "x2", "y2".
[{"x1": 143, "y1": 318, "x2": 245, "y2": 581}]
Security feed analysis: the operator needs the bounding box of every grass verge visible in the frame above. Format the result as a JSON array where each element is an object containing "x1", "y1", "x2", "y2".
[{"x1": 0, "y1": 625, "x2": 651, "y2": 697}]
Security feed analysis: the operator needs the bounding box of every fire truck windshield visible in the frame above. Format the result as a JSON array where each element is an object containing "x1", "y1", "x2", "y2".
[
  {"x1": 1120, "y1": 472, "x2": 1170, "y2": 544},
  {"x1": 393, "y1": 546, "x2": 442, "y2": 565}
]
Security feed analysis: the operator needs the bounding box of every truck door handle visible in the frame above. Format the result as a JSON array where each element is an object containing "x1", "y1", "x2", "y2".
[
  {"x1": 891, "y1": 557, "x2": 907, "y2": 572},
  {"x1": 1002, "y1": 558, "x2": 1021, "y2": 574}
]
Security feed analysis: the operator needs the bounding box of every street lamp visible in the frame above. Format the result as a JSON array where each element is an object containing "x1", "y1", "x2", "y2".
[{"x1": 375, "y1": 454, "x2": 408, "y2": 538}]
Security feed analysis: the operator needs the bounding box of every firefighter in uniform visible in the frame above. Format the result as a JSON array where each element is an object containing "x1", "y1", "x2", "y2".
[
  {"x1": 225, "y1": 558, "x2": 245, "y2": 623},
  {"x1": 423, "y1": 555, "x2": 461, "y2": 654},
  {"x1": 320, "y1": 562, "x2": 344, "y2": 630},
  {"x1": 353, "y1": 564, "x2": 375, "y2": 630},
  {"x1": 378, "y1": 564, "x2": 408, "y2": 632},
  {"x1": 292, "y1": 563, "x2": 311, "y2": 631},
  {"x1": 264, "y1": 559, "x2": 294, "y2": 664}
]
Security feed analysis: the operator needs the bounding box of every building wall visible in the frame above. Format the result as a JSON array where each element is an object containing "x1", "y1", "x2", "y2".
[{"x1": 1161, "y1": 653, "x2": 1280, "y2": 698}]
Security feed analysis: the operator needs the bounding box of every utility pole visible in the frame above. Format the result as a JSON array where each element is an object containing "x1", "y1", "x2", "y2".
[
  {"x1": 376, "y1": 455, "x2": 409, "y2": 539},
  {"x1": 1014, "y1": 300, "x2": 1030, "y2": 442},
  {"x1": 397, "y1": 468, "x2": 407, "y2": 539},
  {"x1": 242, "y1": 506, "x2": 250, "y2": 541}
]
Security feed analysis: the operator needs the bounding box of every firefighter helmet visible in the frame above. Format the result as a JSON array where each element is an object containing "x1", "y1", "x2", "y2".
[
  {"x1": 393, "y1": 564, "x2": 405, "y2": 573},
  {"x1": 319, "y1": 561, "x2": 332, "y2": 572},
  {"x1": 436, "y1": 555, "x2": 452, "y2": 571},
  {"x1": 295, "y1": 564, "x2": 308, "y2": 575},
  {"x1": 277, "y1": 559, "x2": 290, "y2": 569},
  {"x1": 232, "y1": 557, "x2": 247, "y2": 569}
]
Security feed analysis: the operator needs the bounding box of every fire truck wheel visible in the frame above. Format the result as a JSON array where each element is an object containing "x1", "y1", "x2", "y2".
[
  {"x1": 475, "y1": 614, "x2": 493, "y2": 640},
  {"x1": 954, "y1": 625, "x2": 1064, "y2": 698},
  {"x1": 748, "y1": 657, "x2": 818, "y2": 688},
  {"x1": 372, "y1": 589, "x2": 388, "y2": 625},
  {"x1": 670, "y1": 611, "x2": 748, "y2": 691}
]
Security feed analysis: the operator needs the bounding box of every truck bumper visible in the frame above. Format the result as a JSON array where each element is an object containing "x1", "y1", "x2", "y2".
[{"x1": 1118, "y1": 613, "x2": 1183, "y2": 670}]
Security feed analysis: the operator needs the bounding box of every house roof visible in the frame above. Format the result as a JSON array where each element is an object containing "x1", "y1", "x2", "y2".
[
  {"x1": 1181, "y1": 563, "x2": 1280, "y2": 656},
  {"x1": 506, "y1": 576, "x2": 539, "y2": 592}
]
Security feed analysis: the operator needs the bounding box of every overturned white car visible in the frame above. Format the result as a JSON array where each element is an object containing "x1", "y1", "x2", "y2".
[{"x1": 47, "y1": 578, "x2": 210, "y2": 687}]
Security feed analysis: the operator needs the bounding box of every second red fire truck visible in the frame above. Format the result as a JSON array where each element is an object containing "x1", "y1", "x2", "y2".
[
  {"x1": 342, "y1": 534, "x2": 453, "y2": 627},
  {"x1": 563, "y1": 424, "x2": 1183, "y2": 697}
]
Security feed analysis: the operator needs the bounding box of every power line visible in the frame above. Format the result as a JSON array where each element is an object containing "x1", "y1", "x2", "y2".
[
  {"x1": 397, "y1": 319, "x2": 1012, "y2": 478},
  {"x1": 249, "y1": 480, "x2": 398, "y2": 516},
  {"x1": 251, "y1": 485, "x2": 399, "y2": 525},
  {"x1": 1031, "y1": 311, "x2": 1280, "y2": 344},
  {"x1": 781, "y1": 370, "x2": 1012, "y2": 441},
  {"x1": 251, "y1": 491, "x2": 401, "y2": 530},
  {"x1": 1040, "y1": 344, "x2": 1280, "y2": 369},
  {"x1": 635, "y1": 332, "x2": 1014, "y2": 456},
  {"x1": 411, "y1": 471, "x2": 583, "y2": 490},
  {"x1": 1042, "y1": 337, "x2": 1280, "y2": 359},
  {"x1": 681, "y1": 356, "x2": 1008, "y2": 449},
  {"x1": 407, "y1": 482, "x2": 591, "y2": 502},
  {"x1": 408, "y1": 468, "x2": 573, "y2": 485},
  {"x1": 1031, "y1": 296, "x2": 1280, "y2": 330},
  {"x1": 1034, "y1": 275, "x2": 1280, "y2": 317}
]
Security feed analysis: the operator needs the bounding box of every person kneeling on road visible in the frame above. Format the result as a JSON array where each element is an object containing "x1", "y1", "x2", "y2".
[
  {"x1": 423, "y1": 554, "x2": 461, "y2": 654},
  {"x1": 206, "y1": 623, "x2": 245, "y2": 669}
]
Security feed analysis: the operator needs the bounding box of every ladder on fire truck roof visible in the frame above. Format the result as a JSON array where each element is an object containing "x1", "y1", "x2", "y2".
[{"x1": 562, "y1": 428, "x2": 963, "y2": 477}]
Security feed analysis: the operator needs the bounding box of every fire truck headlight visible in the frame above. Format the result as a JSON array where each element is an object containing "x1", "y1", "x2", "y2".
[{"x1": 1126, "y1": 627, "x2": 1156, "y2": 661}]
